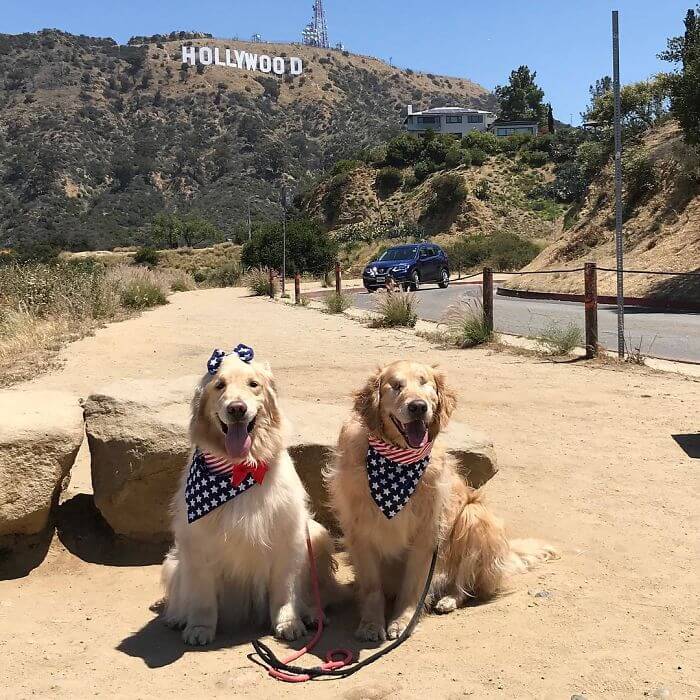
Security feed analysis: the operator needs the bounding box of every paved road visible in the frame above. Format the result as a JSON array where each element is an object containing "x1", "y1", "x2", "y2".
[{"x1": 351, "y1": 283, "x2": 700, "y2": 363}]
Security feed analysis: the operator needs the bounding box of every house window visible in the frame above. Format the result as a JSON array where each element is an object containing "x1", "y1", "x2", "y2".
[
  {"x1": 417, "y1": 116, "x2": 437, "y2": 124},
  {"x1": 467, "y1": 114, "x2": 483, "y2": 123},
  {"x1": 445, "y1": 115, "x2": 463, "y2": 124}
]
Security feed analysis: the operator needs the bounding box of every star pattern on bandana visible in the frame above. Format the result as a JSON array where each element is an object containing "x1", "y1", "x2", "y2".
[
  {"x1": 365, "y1": 438, "x2": 432, "y2": 519},
  {"x1": 185, "y1": 450, "x2": 258, "y2": 524}
]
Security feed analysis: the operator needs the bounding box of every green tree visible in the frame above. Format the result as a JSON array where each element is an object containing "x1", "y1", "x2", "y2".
[
  {"x1": 241, "y1": 218, "x2": 338, "y2": 275},
  {"x1": 660, "y1": 6, "x2": 700, "y2": 144},
  {"x1": 547, "y1": 103, "x2": 555, "y2": 133},
  {"x1": 587, "y1": 78, "x2": 668, "y2": 131},
  {"x1": 495, "y1": 66, "x2": 547, "y2": 125}
]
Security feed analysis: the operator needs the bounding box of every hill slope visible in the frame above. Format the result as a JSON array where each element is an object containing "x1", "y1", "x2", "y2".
[
  {"x1": 0, "y1": 29, "x2": 494, "y2": 249},
  {"x1": 507, "y1": 122, "x2": 699, "y2": 301}
]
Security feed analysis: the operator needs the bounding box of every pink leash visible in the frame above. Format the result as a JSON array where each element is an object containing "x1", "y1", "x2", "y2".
[{"x1": 264, "y1": 524, "x2": 353, "y2": 683}]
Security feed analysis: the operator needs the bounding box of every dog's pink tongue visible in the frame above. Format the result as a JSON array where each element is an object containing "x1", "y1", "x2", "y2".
[
  {"x1": 225, "y1": 423, "x2": 251, "y2": 460},
  {"x1": 404, "y1": 420, "x2": 428, "y2": 449}
]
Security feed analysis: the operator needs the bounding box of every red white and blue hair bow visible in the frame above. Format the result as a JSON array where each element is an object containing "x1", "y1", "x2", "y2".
[{"x1": 207, "y1": 344, "x2": 255, "y2": 375}]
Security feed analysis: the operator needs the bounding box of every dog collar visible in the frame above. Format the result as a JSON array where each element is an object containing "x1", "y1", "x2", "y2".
[
  {"x1": 365, "y1": 436, "x2": 433, "y2": 519},
  {"x1": 185, "y1": 449, "x2": 268, "y2": 524}
]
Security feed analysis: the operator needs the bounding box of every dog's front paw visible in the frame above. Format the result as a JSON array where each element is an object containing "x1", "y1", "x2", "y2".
[
  {"x1": 182, "y1": 623, "x2": 216, "y2": 646},
  {"x1": 386, "y1": 615, "x2": 413, "y2": 640},
  {"x1": 434, "y1": 596, "x2": 458, "y2": 614},
  {"x1": 274, "y1": 617, "x2": 307, "y2": 641},
  {"x1": 355, "y1": 619, "x2": 386, "y2": 642}
]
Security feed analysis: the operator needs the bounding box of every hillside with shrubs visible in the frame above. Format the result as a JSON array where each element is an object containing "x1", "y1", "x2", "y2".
[{"x1": 0, "y1": 29, "x2": 493, "y2": 251}]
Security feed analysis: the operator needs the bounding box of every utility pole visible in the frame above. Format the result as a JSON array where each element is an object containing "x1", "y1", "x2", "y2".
[
  {"x1": 612, "y1": 10, "x2": 625, "y2": 358},
  {"x1": 281, "y1": 186, "x2": 289, "y2": 297},
  {"x1": 247, "y1": 198, "x2": 252, "y2": 242}
]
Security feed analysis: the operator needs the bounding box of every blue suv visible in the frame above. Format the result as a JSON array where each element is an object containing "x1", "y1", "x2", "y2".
[{"x1": 362, "y1": 242, "x2": 450, "y2": 292}]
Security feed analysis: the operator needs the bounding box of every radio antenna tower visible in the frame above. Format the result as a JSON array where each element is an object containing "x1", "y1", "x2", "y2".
[{"x1": 302, "y1": 0, "x2": 330, "y2": 48}]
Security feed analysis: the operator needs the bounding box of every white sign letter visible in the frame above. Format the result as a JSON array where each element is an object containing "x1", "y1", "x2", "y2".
[
  {"x1": 213, "y1": 48, "x2": 225, "y2": 66},
  {"x1": 244, "y1": 53, "x2": 259, "y2": 71},
  {"x1": 225, "y1": 48, "x2": 236, "y2": 67},
  {"x1": 259, "y1": 55, "x2": 272, "y2": 73},
  {"x1": 181, "y1": 45, "x2": 196, "y2": 65},
  {"x1": 199, "y1": 47, "x2": 213, "y2": 65},
  {"x1": 272, "y1": 57, "x2": 285, "y2": 75},
  {"x1": 289, "y1": 57, "x2": 303, "y2": 76}
]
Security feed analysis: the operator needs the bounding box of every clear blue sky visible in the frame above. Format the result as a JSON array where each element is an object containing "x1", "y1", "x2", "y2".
[{"x1": 5, "y1": 0, "x2": 692, "y2": 124}]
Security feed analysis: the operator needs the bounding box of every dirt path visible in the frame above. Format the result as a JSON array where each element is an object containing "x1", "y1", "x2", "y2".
[{"x1": 1, "y1": 288, "x2": 698, "y2": 699}]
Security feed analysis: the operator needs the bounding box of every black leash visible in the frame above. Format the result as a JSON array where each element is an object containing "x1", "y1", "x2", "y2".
[{"x1": 251, "y1": 547, "x2": 438, "y2": 680}]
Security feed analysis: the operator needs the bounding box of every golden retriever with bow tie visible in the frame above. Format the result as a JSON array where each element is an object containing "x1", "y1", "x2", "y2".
[
  {"x1": 324, "y1": 360, "x2": 557, "y2": 642},
  {"x1": 162, "y1": 351, "x2": 337, "y2": 645}
]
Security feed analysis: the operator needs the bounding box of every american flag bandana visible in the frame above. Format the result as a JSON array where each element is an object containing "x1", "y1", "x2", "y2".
[
  {"x1": 185, "y1": 450, "x2": 268, "y2": 524},
  {"x1": 366, "y1": 436, "x2": 433, "y2": 519}
]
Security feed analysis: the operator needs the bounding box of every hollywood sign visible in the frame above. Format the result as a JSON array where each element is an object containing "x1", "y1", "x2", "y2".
[{"x1": 181, "y1": 45, "x2": 304, "y2": 76}]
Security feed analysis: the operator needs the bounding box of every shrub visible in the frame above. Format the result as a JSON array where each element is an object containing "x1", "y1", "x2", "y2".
[
  {"x1": 462, "y1": 131, "x2": 501, "y2": 155},
  {"x1": 375, "y1": 167, "x2": 403, "y2": 198},
  {"x1": 443, "y1": 298, "x2": 493, "y2": 347},
  {"x1": 469, "y1": 148, "x2": 487, "y2": 166},
  {"x1": 536, "y1": 321, "x2": 583, "y2": 355},
  {"x1": 242, "y1": 219, "x2": 337, "y2": 276},
  {"x1": 444, "y1": 146, "x2": 463, "y2": 168},
  {"x1": 414, "y1": 159, "x2": 439, "y2": 182},
  {"x1": 623, "y1": 147, "x2": 656, "y2": 214},
  {"x1": 245, "y1": 267, "x2": 278, "y2": 296},
  {"x1": 521, "y1": 150, "x2": 549, "y2": 168},
  {"x1": 385, "y1": 133, "x2": 423, "y2": 166},
  {"x1": 116, "y1": 269, "x2": 169, "y2": 309},
  {"x1": 332, "y1": 159, "x2": 363, "y2": 175},
  {"x1": 324, "y1": 291, "x2": 353, "y2": 314},
  {"x1": 167, "y1": 270, "x2": 196, "y2": 292},
  {"x1": 371, "y1": 290, "x2": 418, "y2": 328},
  {"x1": 133, "y1": 246, "x2": 160, "y2": 267},
  {"x1": 500, "y1": 133, "x2": 533, "y2": 153},
  {"x1": 322, "y1": 173, "x2": 350, "y2": 223},
  {"x1": 206, "y1": 260, "x2": 242, "y2": 287},
  {"x1": 445, "y1": 231, "x2": 541, "y2": 274},
  {"x1": 474, "y1": 179, "x2": 491, "y2": 201},
  {"x1": 460, "y1": 150, "x2": 473, "y2": 167},
  {"x1": 428, "y1": 173, "x2": 467, "y2": 213}
]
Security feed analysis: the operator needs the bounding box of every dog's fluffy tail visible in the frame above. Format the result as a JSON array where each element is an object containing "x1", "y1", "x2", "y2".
[
  {"x1": 503, "y1": 538, "x2": 559, "y2": 576},
  {"x1": 446, "y1": 491, "x2": 558, "y2": 600},
  {"x1": 446, "y1": 490, "x2": 510, "y2": 600}
]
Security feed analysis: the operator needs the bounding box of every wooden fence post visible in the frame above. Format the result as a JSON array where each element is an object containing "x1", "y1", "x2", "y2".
[
  {"x1": 584, "y1": 262, "x2": 599, "y2": 358},
  {"x1": 482, "y1": 267, "x2": 494, "y2": 333},
  {"x1": 294, "y1": 273, "x2": 301, "y2": 305},
  {"x1": 268, "y1": 267, "x2": 275, "y2": 299},
  {"x1": 335, "y1": 261, "x2": 342, "y2": 295}
]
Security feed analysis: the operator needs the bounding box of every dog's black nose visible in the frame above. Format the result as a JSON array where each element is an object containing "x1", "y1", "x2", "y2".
[
  {"x1": 226, "y1": 401, "x2": 248, "y2": 419},
  {"x1": 407, "y1": 400, "x2": 428, "y2": 417}
]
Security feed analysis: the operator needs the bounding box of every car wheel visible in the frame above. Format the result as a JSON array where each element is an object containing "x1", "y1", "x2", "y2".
[
  {"x1": 410, "y1": 271, "x2": 420, "y2": 291},
  {"x1": 438, "y1": 268, "x2": 450, "y2": 289},
  {"x1": 366, "y1": 287, "x2": 375, "y2": 293}
]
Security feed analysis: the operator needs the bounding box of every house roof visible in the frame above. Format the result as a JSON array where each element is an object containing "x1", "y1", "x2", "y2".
[
  {"x1": 493, "y1": 119, "x2": 539, "y2": 126},
  {"x1": 409, "y1": 106, "x2": 495, "y2": 116}
]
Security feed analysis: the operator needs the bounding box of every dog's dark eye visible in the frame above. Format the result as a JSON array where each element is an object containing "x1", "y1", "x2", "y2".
[
  {"x1": 215, "y1": 379, "x2": 225, "y2": 390},
  {"x1": 249, "y1": 380, "x2": 260, "y2": 389},
  {"x1": 391, "y1": 382, "x2": 402, "y2": 391}
]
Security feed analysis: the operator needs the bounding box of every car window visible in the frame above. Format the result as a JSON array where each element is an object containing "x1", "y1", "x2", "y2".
[
  {"x1": 419, "y1": 248, "x2": 430, "y2": 259},
  {"x1": 378, "y1": 246, "x2": 418, "y2": 262}
]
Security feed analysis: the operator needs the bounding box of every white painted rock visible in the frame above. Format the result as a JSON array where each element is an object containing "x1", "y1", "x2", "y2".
[{"x1": 0, "y1": 390, "x2": 83, "y2": 539}]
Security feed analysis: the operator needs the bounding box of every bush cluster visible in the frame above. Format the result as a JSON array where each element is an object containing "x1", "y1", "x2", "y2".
[{"x1": 444, "y1": 231, "x2": 541, "y2": 273}]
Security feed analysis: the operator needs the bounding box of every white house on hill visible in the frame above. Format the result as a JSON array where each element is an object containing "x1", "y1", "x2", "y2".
[{"x1": 403, "y1": 105, "x2": 496, "y2": 136}]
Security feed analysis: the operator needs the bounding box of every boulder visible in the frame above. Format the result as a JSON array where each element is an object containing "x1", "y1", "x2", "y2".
[
  {"x1": 0, "y1": 390, "x2": 83, "y2": 539},
  {"x1": 84, "y1": 378, "x2": 498, "y2": 539},
  {"x1": 84, "y1": 376, "x2": 196, "y2": 541},
  {"x1": 284, "y1": 399, "x2": 498, "y2": 533}
]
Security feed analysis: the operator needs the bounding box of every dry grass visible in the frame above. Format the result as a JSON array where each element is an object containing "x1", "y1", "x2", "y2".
[
  {"x1": 535, "y1": 321, "x2": 584, "y2": 356},
  {"x1": 244, "y1": 267, "x2": 279, "y2": 297},
  {"x1": 370, "y1": 290, "x2": 419, "y2": 328},
  {"x1": 0, "y1": 262, "x2": 188, "y2": 386},
  {"x1": 442, "y1": 298, "x2": 494, "y2": 347},
  {"x1": 324, "y1": 291, "x2": 354, "y2": 314}
]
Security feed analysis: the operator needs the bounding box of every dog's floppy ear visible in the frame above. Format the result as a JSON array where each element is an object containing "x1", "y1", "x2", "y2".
[
  {"x1": 431, "y1": 367, "x2": 457, "y2": 437},
  {"x1": 353, "y1": 366, "x2": 383, "y2": 434},
  {"x1": 258, "y1": 362, "x2": 281, "y2": 427}
]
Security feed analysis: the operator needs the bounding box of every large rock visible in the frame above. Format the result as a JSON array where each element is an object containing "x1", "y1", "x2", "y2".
[
  {"x1": 284, "y1": 399, "x2": 498, "y2": 533},
  {"x1": 84, "y1": 376, "x2": 196, "y2": 541},
  {"x1": 0, "y1": 390, "x2": 83, "y2": 539},
  {"x1": 84, "y1": 378, "x2": 498, "y2": 539}
]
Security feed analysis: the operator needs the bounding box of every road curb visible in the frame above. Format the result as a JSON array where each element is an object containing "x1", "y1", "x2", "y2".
[{"x1": 497, "y1": 286, "x2": 700, "y2": 312}]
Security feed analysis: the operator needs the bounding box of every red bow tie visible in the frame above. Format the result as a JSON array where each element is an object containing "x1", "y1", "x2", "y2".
[{"x1": 202, "y1": 452, "x2": 269, "y2": 487}]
